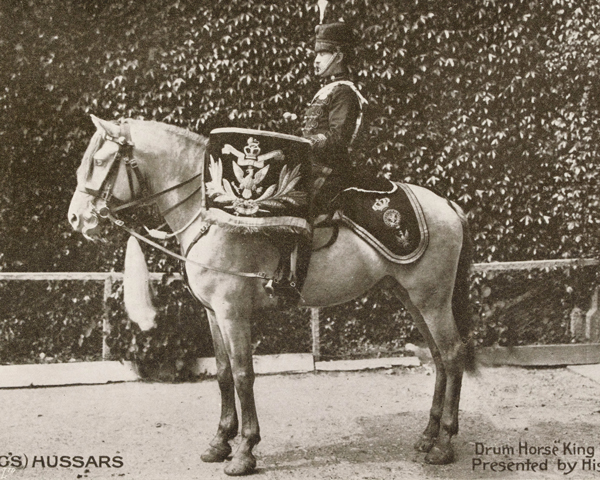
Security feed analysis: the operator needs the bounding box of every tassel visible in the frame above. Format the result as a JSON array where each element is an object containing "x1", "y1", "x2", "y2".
[{"x1": 123, "y1": 236, "x2": 157, "y2": 331}]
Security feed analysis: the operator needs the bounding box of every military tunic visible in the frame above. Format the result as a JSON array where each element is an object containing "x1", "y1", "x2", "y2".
[{"x1": 301, "y1": 74, "x2": 367, "y2": 207}]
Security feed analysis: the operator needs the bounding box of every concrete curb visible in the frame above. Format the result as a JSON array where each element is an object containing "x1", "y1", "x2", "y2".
[
  {"x1": 315, "y1": 356, "x2": 420, "y2": 371},
  {"x1": 0, "y1": 361, "x2": 139, "y2": 388},
  {"x1": 193, "y1": 353, "x2": 315, "y2": 376},
  {"x1": 0, "y1": 355, "x2": 421, "y2": 388}
]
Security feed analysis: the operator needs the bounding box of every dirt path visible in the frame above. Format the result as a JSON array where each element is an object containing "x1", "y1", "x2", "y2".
[{"x1": 2, "y1": 365, "x2": 600, "y2": 479}]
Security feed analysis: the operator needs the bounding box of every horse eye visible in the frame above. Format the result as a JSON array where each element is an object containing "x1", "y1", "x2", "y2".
[{"x1": 94, "y1": 158, "x2": 104, "y2": 166}]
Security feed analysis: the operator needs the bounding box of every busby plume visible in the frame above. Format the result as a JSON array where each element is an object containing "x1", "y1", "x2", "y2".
[{"x1": 317, "y1": 0, "x2": 329, "y2": 23}]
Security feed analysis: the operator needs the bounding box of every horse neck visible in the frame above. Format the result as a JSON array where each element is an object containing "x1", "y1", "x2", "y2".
[{"x1": 131, "y1": 121, "x2": 208, "y2": 232}]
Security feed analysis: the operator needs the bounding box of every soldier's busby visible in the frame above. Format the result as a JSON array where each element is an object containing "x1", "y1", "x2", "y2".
[
  {"x1": 314, "y1": 22, "x2": 355, "y2": 53},
  {"x1": 314, "y1": 0, "x2": 356, "y2": 53}
]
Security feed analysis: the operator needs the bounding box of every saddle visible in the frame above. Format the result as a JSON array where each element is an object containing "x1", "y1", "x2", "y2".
[
  {"x1": 333, "y1": 181, "x2": 429, "y2": 264},
  {"x1": 272, "y1": 178, "x2": 429, "y2": 304}
]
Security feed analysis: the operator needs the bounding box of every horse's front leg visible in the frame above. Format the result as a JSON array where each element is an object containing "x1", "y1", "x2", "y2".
[
  {"x1": 217, "y1": 310, "x2": 260, "y2": 476},
  {"x1": 201, "y1": 309, "x2": 239, "y2": 463}
]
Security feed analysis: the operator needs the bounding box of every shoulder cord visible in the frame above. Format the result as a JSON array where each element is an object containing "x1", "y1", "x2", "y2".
[{"x1": 311, "y1": 80, "x2": 368, "y2": 144}]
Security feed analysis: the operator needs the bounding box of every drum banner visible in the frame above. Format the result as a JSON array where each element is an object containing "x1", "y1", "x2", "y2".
[{"x1": 205, "y1": 128, "x2": 313, "y2": 237}]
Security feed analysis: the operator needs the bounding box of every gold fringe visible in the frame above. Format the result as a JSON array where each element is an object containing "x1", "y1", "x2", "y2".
[{"x1": 215, "y1": 221, "x2": 311, "y2": 240}]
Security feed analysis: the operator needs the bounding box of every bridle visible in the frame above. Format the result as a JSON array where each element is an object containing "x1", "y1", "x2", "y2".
[
  {"x1": 84, "y1": 121, "x2": 203, "y2": 221},
  {"x1": 84, "y1": 122, "x2": 139, "y2": 212},
  {"x1": 83, "y1": 120, "x2": 273, "y2": 282}
]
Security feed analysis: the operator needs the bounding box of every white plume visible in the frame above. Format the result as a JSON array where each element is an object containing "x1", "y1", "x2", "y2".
[{"x1": 318, "y1": 0, "x2": 329, "y2": 23}]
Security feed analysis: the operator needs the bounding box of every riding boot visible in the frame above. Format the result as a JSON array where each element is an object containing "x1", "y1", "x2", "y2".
[
  {"x1": 292, "y1": 239, "x2": 312, "y2": 293},
  {"x1": 267, "y1": 165, "x2": 338, "y2": 304},
  {"x1": 268, "y1": 236, "x2": 312, "y2": 306}
]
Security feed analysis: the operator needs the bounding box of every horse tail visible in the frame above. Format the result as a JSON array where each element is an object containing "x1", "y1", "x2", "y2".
[
  {"x1": 124, "y1": 236, "x2": 157, "y2": 331},
  {"x1": 448, "y1": 201, "x2": 477, "y2": 373}
]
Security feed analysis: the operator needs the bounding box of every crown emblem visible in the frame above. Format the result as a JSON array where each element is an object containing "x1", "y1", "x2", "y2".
[
  {"x1": 244, "y1": 138, "x2": 261, "y2": 161},
  {"x1": 222, "y1": 138, "x2": 285, "y2": 169},
  {"x1": 373, "y1": 197, "x2": 390, "y2": 211}
]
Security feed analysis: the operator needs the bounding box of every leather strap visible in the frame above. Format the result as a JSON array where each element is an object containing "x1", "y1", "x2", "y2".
[{"x1": 103, "y1": 211, "x2": 273, "y2": 280}]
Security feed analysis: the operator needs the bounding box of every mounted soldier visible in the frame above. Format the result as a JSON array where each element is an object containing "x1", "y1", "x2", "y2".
[
  {"x1": 301, "y1": 17, "x2": 368, "y2": 212},
  {"x1": 274, "y1": 2, "x2": 395, "y2": 299},
  {"x1": 69, "y1": 3, "x2": 474, "y2": 473}
]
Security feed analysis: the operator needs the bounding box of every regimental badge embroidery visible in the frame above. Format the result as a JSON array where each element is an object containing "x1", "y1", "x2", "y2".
[
  {"x1": 382, "y1": 208, "x2": 410, "y2": 248},
  {"x1": 383, "y1": 208, "x2": 401, "y2": 228},
  {"x1": 372, "y1": 197, "x2": 390, "y2": 211},
  {"x1": 206, "y1": 137, "x2": 308, "y2": 216}
]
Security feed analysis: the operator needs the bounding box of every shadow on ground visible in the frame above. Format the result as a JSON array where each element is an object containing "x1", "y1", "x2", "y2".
[{"x1": 259, "y1": 411, "x2": 600, "y2": 479}]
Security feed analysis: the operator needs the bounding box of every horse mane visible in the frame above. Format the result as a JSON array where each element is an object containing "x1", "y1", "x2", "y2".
[{"x1": 128, "y1": 119, "x2": 209, "y2": 147}]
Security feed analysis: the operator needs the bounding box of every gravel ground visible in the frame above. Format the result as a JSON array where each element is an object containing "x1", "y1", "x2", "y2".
[{"x1": 2, "y1": 365, "x2": 600, "y2": 480}]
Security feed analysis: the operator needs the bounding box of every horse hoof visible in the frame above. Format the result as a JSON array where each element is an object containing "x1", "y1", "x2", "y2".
[
  {"x1": 224, "y1": 453, "x2": 257, "y2": 476},
  {"x1": 201, "y1": 443, "x2": 232, "y2": 463},
  {"x1": 414, "y1": 436, "x2": 435, "y2": 453},
  {"x1": 424, "y1": 445, "x2": 454, "y2": 465}
]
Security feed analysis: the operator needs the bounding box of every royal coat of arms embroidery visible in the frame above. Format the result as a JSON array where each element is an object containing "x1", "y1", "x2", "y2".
[{"x1": 205, "y1": 128, "x2": 313, "y2": 220}]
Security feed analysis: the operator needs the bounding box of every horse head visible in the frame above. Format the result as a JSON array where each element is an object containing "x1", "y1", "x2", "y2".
[
  {"x1": 68, "y1": 115, "x2": 144, "y2": 240},
  {"x1": 69, "y1": 115, "x2": 208, "y2": 242}
]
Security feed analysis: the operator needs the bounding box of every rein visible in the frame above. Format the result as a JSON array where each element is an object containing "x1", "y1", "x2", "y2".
[
  {"x1": 90, "y1": 121, "x2": 273, "y2": 282},
  {"x1": 111, "y1": 171, "x2": 203, "y2": 214},
  {"x1": 102, "y1": 210, "x2": 271, "y2": 280}
]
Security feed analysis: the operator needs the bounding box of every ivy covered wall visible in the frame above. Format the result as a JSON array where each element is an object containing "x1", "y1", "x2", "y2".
[{"x1": 1, "y1": 0, "x2": 599, "y2": 370}]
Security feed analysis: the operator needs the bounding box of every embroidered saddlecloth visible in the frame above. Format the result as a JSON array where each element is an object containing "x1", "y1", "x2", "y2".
[{"x1": 340, "y1": 183, "x2": 429, "y2": 264}]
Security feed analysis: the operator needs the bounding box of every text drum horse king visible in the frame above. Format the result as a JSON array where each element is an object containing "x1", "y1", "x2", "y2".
[{"x1": 68, "y1": 116, "x2": 475, "y2": 476}]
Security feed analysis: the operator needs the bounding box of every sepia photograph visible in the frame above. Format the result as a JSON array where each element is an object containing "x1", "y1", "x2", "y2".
[{"x1": 1, "y1": 0, "x2": 600, "y2": 478}]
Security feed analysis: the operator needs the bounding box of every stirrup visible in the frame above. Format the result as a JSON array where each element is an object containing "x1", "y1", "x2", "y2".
[{"x1": 269, "y1": 279, "x2": 302, "y2": 304}]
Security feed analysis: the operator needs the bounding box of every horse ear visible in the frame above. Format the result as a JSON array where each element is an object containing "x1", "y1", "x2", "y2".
[{"x1": 90, "y1": 114, "x2": 120, "y2": 138}]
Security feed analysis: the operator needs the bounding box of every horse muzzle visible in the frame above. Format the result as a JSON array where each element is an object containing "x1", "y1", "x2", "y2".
[{"x1": 68, "y1": 190, "x2": 105, "y2": 238}]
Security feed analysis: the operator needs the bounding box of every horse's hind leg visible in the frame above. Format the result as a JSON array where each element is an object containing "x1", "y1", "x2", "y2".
[
  {"x1": 413, "y1": 337, "x2": 446, "y2": 453},
  {"x1": 418, "y1": 303, "x2": 466, "y2": 465},
  {"x1": 390, "y1": 280, "x2": 465, "y2": 464},
  {"x1": 201, "y1": 308, "x2": 239, "y2": 463}
]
